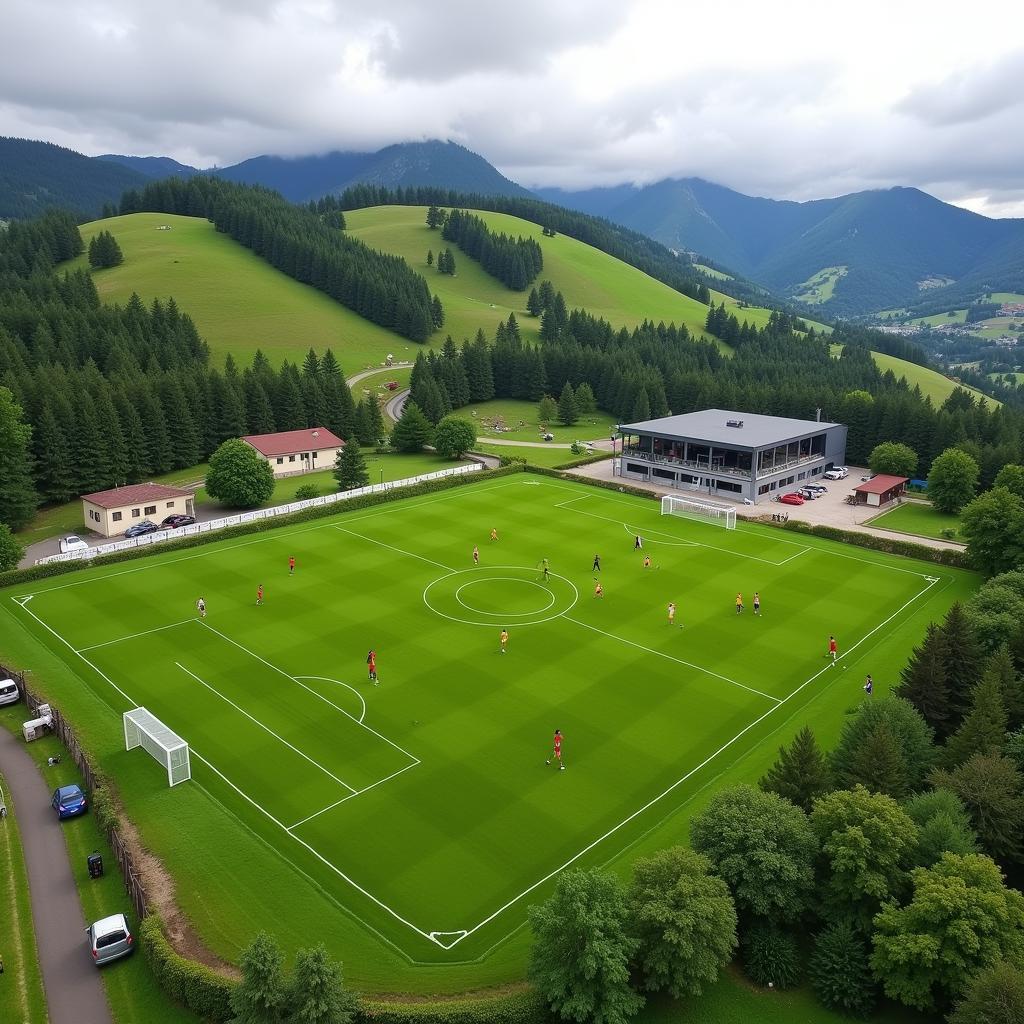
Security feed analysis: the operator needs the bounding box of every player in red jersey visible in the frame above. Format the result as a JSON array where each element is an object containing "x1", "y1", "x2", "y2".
[
  {"x1": 288, "y1": 556, "x2": 296, "y2": 575},
  {"x1": 256, "y1": 584, "x2": 264, "y2": 606},
  {"x1": 367, "y1": 649, "x2": 378, "y2": 685},
  {"x1": 546, "y1": 729, "x2": 566, "y2": 770},
  {"x1": 827, "y1": 635, "x2": 838, "y2": 663}
]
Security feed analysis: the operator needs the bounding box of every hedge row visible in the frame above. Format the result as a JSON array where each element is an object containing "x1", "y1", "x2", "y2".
[
  {"x1": 551, "y1": 451, "x2": 613, "y2": 470},
  {"x1": 140, "y1": 915, "x2": 235, "y2": 1022},
  {"x1": 359, "y1": 989, "x2": 549, "y2": 1023},
  {"x1": 778, "y1": 519, "x2": 973, "y2": 569},
  {"x1": 0, "y1": 466, "x2": 525, "y2": 592}
]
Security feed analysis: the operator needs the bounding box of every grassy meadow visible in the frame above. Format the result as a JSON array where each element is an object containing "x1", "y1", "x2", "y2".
[
  {"x1": 792, "y1": 265, "x2": 847, "y2": 304},
  {"x1": 868, "y1": 501, "x2": 963, "y2": 541}
]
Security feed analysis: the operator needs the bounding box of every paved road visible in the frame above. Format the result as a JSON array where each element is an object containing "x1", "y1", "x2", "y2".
[
  {"x1": 0, "y1": 727, "x2": 113, "y2": 1024},
  {"x1": 346, "y1": 362, "x2": 411, "y2": 389},
  {"x1": 385, "y1": 387, "x2": 410, "y2": 421}
]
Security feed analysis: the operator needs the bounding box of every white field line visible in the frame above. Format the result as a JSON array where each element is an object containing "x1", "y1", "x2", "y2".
[
  {"x1": 333, "y1": 526, "x2": 453, "y2": 571},
  {"x1": 287, "y1": 760, "x2": 420, "y2": 831},
  {"x1": 294, "y1": 676, "x2": 366, "y2": 724},
  {"x1": 451, "y1": 573, "x2": 940, "y2": 944},
  {"x1": 564, "y1": 616, "x2": 781, "y2": 704},
  {"x1": 198, "y1": 621, "x2": 420, "y2": 766},
  {"x1": 175, "y1": 662, "x2": 357, "y2": 794},
  {"x1": 78, "y1": 617, "x2": 196, "y2": 652}
]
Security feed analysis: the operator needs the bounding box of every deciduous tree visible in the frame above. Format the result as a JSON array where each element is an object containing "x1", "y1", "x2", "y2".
[
  {"x1": 960, "y1": 486, "x2": 1024, "y2": 577},
  {"x1": 432, "y1": 416, "x2": 476, "y2": 459},
  {"x1": 0, "y1": 523, "x2": 24, "y2": 572},
  {"x1": 928, "y1": 447, "x2": 980, "y2": 514},
  {"x1": 869, "y1": 441, "x2": 918, "y2": 478},
  {"x1": 948, "y1": 960, "x2": 1024, "y2": 1024},
  {"x1": 204, "y1": 438, "x2": 275, "y2": 509}
]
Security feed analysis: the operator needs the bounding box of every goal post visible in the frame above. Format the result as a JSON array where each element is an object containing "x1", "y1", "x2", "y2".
[
  {"x1": 661, "y1": 494, "x2": 737, "y2": 530},
  {"x1": 124, "y1": 707, "x2": 191, "y2": 787}
]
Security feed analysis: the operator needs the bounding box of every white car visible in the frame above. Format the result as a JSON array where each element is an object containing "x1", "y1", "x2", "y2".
[
  {"x1": 823, "y1": 467, "x2": 848, "y2": 481},
  {"x1": 58, "y1": 535, "x2": 89, "y2": 553},
  {"x1": 0, "y1": 678, "x2": 20, "y2": 707}
]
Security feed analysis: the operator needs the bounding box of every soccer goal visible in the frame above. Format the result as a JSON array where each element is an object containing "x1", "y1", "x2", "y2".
[
  {"x1": 123, "y1": 707, "x2": 191, "y2": 787},
  {"x1": 661, "y1": 494, "x2": 737, "y2": 530}
]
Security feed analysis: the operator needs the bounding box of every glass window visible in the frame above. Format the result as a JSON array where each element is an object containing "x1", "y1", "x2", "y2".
[
  {"x1": 289, "y1": 455, "x2": 296, "y2": 462},
  {"x1": 144, "y1": 505, "x2": 156, "y2": 515},
  {"x1": 166, "y1": 501, "x2": 175, "y2": 508},
  {"x1": 131, "y1": 508, "x2": 140, "y2": 517},
  {"x1": 276, "y1": 457, "x2": 284, "y2": 464},
  {"x1": 112, "y1": 511, "x2": 122, "y2": 522}
]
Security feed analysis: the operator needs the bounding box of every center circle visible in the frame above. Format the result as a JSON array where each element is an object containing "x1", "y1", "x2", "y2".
[{"x1": 454, "y1": 578, "x2": 556, "y2": 616}]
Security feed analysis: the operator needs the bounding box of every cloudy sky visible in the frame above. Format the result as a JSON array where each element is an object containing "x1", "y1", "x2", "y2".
[{"x1": 3, "y1": 0, "x2": 1023, "y2": 215}]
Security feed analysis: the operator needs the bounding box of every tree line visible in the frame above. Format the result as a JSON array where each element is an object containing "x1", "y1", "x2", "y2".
[
  {"x1": 120, "y1": 176, "x2": 441, "y2": 342},
  {"x1": 433, "y1": 206, "x2": 543, "y2": 290},
  {"x1": 527, "y1": 604, "x2": 1024, "y2": 1023}
]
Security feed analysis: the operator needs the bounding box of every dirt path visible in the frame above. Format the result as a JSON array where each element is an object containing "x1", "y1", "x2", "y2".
[{"x1": 0, "y1": 726, "x2": 113, "y2": 1024}]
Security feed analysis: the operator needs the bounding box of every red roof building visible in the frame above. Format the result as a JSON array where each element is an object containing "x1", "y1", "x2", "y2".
[
  {"x1": 852, "y1": 474, "x2": 908, "y2": 507},
  {"x1": 241, "y1": 427, "x2": 345, "y2": 477},
  {"x1": 82, "y1": 483, "x2": 194, "y2": 509},
  {"x1": 80, "y1": 483, "x2": 195, "y2": 538}
]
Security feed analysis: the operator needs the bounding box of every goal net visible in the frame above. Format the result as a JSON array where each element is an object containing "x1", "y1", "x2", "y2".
[
  {"x1": 124, "y1": 708, "x2": 191, "y2": 787},
  {"x1": 661, "y1": 494, "x2": 737, "y2": 530}
]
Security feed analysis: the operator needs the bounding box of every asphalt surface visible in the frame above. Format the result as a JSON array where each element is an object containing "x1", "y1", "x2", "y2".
[{"x1": 0, "y1": 725, "x2": 113, "y2": 1024}]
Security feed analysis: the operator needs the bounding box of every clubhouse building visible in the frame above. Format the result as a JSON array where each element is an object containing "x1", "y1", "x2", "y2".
[{"x1": 615, "y1": 409, "x2": 847, "y2": 505}]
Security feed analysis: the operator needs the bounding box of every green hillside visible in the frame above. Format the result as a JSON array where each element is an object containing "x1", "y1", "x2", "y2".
[
  {"x1": 345, "y1": 206, "x2": 722, "y2": 347},
  {"x1": 830, "y1": 344, "x2": 998, "y2": 407},
  {"x1": 74, "y1": 208, "x2": 727, "y2": 366}
]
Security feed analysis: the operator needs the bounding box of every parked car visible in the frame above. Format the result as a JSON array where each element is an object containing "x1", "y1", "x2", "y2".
[
  {"x1": 823, "y1": 467, "x2": 848, "y2": 480},
  {"x1": 779, "y1": 492, "x2": 805, "y2": 506},
  {"x1": 0, "y1": 677, "x2": 21, "y2": 707},
  {"x1": 384, "y1": 380, "x2": 400, "y2": 391},
  {"x1": 86, "y1": 913, "x2": 134, "y2": 966},
  {"x1": 160, "y1": 514, "x2": 196, "y2": 529},
  {"x1": 798, "y1": 488, "x2": 819, "y2": 500},
  {"x1": 804, "y1": 482, "x2": 828, "y2": 494},
  {"x1": 58, "y1": 535, "x2": 89, "y2": 553},
  {"x1": 51, "y1": 784, "x2": 88, "y2": 820},
  {"x1": 124, "y1": 520, "x2": 159, "y2": 538}
]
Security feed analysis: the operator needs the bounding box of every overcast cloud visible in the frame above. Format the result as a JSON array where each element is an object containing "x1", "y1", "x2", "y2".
[{"x1": 2, "y1": 0, "x2": 1023, "y2": 215}]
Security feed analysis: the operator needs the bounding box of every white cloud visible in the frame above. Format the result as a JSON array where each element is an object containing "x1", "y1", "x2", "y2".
[{"x1": 1, "y1": 0, "x2": 1022, "y2": 214}]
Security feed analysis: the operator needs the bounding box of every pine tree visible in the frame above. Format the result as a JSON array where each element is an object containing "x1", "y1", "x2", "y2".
[
  {"x1": 390, "y1": 401, "x2": 434, "y2": 452},
  {"x1": 32, "y1": 404, "x2": 75, "y2": 504},
  {"x1": 897, "y1": 623, "x2": 953, "y2": 737},
  {"x1": 557, "y1": 381, "x2": 578, "y2": 425},
  {"x1": 942, "y1": 673, "x2": 1009, "y2": 769},
  {"x1": 426, "y1": 249, "x2": 434, "y2": 266},
  {"x1": 983, "y1": 646, "x2": 1024, "y2": 730},
  {"x1": 431, "y1": 294, "x2": 444, "y2": 329},
  {"x1": 758, "y1": 726, "x2": 832, "y2": 812},
  {"x1": 228, "y1": 931, "x2": 286, "y2": 1024},
  {"x1": 333, "y1": 443, "x2": 369, "y2": 490},
  {"x1": 287, "y1": 944, "x2": 359, "y2": 1024},
  {"x1": 941, "y1": 603, "x2": 986, "y2": 726},
  {"x1": 0, "y1": 386, "x2": 38, "y2": 529},
  {"x1": 847, "y1": 720, "x2": 911, "y2": 798},
  {"x1": 527, "y1": 287, "x2": 542, "y2": 317},
  {"x1": 575, "y1": 381, "x2": 597, "y2": 414}
]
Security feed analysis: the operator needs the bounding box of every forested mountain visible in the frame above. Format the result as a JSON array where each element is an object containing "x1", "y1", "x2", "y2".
[
  {"x1": 0, "y1": 138, "x2": 148, "y2": 220},
  {"x1": 538, "y1": 178, "x2": 1024, "y2": 317},
  {"x1": 97, "y1": 154, "x2": 202, "y2": 180}
]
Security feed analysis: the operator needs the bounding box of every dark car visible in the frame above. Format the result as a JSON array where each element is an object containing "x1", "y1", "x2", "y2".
[
  {"x1": 124, "y1": 520, "x2": 159, "y2": 538},
  {"x1": 161, "y1": 514, "x2": 196, "y2": 529},
  {"x1": 52, "y1": 784, "x2": 88, "y2": 820}
]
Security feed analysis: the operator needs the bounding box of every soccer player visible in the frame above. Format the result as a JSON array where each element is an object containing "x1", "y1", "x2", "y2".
[
  {"x1": 592, "y1": 554, "x2": 601, "y2": 572},
  {"x1": 367, "y1": 649, "x2": 378, "y2": 684},
  {"x1": 864, "y1": 674, "x2": 873, "y2": 696},
  {"x1": 288, "y1": 556, "x2": 296, "y2": 575},
  {"x1": 643, "y1": 554, "x2": 652, "y2": 569},
  {"x1": 490, "y1": 528, "x2": 498, "y2": 541},
  {"x1": 540, "y1": 557, "x2": 550, "y2": 582},
  {"x1": 735, "y1": 592, "x2": 743, "y2": 614},
  {"x1": 196, "y1": 597, "x2": 206, "y2": 618},
  {"x1": 546, "y1": 728, "x2": 565, "y2": 770},
  {"x1": 472, "y1": 545, "x2": 480, "y2": 565},
  {"x1": 594, "y1": 581, "x2": 604, "y2": 598},
  {"x1": 634, "y1": 535, "x2": 643, "y2": 550},
  {"x1": 828, "y1": 635, "x2": 838, "y2": 663},
  {"x1": 668, "y1": 601, "x2": 676, "y2": 625},
  {"x1": 753, "y1": 592, "x2": 761, "y2": 615},
  {"x1": 256, "y1": 584, "x2": 264, "y2": 606},
  {"x1": 500, "y1": 628, "x2": 509, "y2": 654}
]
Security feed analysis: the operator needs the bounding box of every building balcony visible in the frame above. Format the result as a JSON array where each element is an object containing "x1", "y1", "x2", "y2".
[
  {"x1": 755, "y1": 452, "x2": 824, "y2": 478},
  {"x1": 621, "y1": 448, "x2": 752, "y2": 479}
]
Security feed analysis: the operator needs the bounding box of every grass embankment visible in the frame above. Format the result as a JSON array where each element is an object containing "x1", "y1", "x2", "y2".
[
  {"x1": 829, "y1": 345, "x2": 997, "y2": 407},
  {"x1": 456, "y1": 398, "x2": 616, "y2": 443},
  {"x1": 0, "y1": 708, "x2": 201, "y2": 1024},
  {"x1": 0, "y1": 770, "x2": 48, "y2": 1024},
  {"x1": 868, "y1": 501, "x2": 962, "y2": 541},
  {"x1": 694, "y1": 264, "x2": 733, "y2": 281},
  {"x1": 0, "y1": 473, "x2": 979, "y2": 1001},
  {"x1": 792, "y1": 266, "x2": 848, "y2": 305}
]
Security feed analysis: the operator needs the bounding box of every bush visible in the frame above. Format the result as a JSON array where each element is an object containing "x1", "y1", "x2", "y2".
[
  {"x1": 294, "y1": 484, "x2": 319, "y2": 501},
  {"x1": 140, "y1": 915, "x2": 235, "y2": 1022},
  {"x1": 741, "y1": 925, "x2": 801, "y2": 990},
  {"x1": 808, "y1": 921, "x2": 877, "y2": 1017},
  {"x1": 498, "y1": 454, "x2": 527, "y2": 468},
  {"x1": 0, "y1": 523, "x2": 24, "y2": 572},
  {"x1": 358, "y1": 990, "x2": 548, "y2": 1023}
]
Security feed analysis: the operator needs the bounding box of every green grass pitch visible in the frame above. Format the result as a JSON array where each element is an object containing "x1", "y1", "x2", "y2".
[{"x1": 9, "y1": 475, "x2": 956, "y2": 961}]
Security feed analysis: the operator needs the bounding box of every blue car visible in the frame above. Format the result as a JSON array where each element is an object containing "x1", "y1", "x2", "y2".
[{"x1": 52, "y1": 784, "x2": 88, "y2": 820}]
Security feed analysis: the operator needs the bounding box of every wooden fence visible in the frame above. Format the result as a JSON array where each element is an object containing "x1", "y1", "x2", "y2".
[{"x1": 1, "y1": 661, "x2": 150, "y2": 919}]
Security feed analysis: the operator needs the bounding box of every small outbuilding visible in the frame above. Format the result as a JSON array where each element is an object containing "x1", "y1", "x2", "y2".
[
  {"x1": 852, "y1": 474, "x2": 908, "y2": 507},
  {"x1": 241, "y1": 427, "x2": 345, "y2": 478},
  {"x1": 81, "y1": 483, "x2": 195, "y2": 538}
]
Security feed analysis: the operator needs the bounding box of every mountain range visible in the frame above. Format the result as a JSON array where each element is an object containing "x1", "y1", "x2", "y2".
[{"x1": 3, "y1": 135, "x2": 1022, "y2": 318}]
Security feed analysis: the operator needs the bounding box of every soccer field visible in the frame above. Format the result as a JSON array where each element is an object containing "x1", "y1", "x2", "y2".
[{"x1": 9, "y1": 475, "x2": 954, "y2": 960}]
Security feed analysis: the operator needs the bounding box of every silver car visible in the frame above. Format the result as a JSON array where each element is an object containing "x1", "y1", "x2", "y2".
[
  {"x1": 87, "y1": 913, "x2": 134, "y2": 966},
  {"x1": 0, "y1": 678, "x2": 20, "y2": 707}
]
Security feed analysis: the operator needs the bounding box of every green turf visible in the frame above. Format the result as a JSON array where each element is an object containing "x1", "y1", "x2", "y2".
[
  {"x1": 0, "y1": 711, "x2": 201, "y2": 1023},
  {"x1": 792, "y1": 266, "x2": 848, "y2": 304},
  {"x1": 458, "y1": 398, "x2": 616, "y2": 442},
  {"x1": 346, "y1": 206, "x2": 720, "y2": 346},
  {"x1": 830, "y1": 345, "x2": 998, "y2": 407},
  {"x1": 0, "y1": 768, "x2": 48, "y2": 1024},
  {"x1": 867, "y1": 501, "x2": 962, "y2": 541},
  {"x1": 1, "y1": 473, "x2": 977, "y2": 985}
]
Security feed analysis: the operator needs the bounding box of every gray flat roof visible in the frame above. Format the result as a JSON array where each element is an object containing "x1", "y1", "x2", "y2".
[{"x1": 618, "y1": 409, "x2": 841, "y2": 448}]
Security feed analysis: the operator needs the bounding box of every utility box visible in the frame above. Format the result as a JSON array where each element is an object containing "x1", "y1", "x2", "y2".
[{"x1": 87, "y1": 853, "x2": 104, "y2": 879}]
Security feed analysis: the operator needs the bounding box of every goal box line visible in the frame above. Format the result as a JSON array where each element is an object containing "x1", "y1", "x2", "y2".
[{"x1": 661, "y1": 494, "x2": 737, "y2": 529}]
